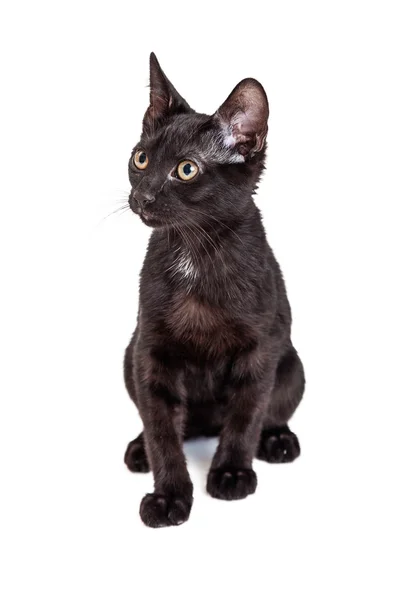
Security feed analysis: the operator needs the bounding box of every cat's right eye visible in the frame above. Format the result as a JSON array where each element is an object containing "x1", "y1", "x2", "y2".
[{"x1": 133, "y1": 150, "x2": 149, "y2": 170}]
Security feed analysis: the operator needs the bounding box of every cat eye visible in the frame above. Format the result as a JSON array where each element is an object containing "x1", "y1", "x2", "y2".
[
  {"x1": 133, "y1": 150, "x2": 149, "y2": 170},
  {"x1": 176, "y1": 160, "x2": 199, "y2": 181}
]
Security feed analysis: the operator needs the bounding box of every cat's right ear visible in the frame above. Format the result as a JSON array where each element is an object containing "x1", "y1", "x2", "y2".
[{"x1": 143, "y1": 53, "x2": 192, "y2": 132}]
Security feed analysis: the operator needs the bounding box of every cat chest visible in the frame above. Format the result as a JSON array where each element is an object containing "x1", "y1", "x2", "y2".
[
  {"x1": 167, "y1": 292, "x2": 222, "y2": 335},
  {"x1": 166, "y1": 291, "x2": 238, "y2": 351}
]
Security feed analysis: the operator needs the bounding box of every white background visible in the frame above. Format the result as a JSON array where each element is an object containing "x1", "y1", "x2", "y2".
[{"x1": 1, "y1": 1, "x2": 399, "y2": 598}]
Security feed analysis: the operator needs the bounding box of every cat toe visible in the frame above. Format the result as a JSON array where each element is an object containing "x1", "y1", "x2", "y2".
[
  {"x1": 257, "y1": 427, "x2": 300, "y2": 463},
  {"x1": 207, "y1": 467, "x2": 257, "y2": 500},
  {"x1": 140, "y1": 493, "x2": 192, "y2": 528},
  {"x1": 124, "y1": 438, "x2": 150, "y2": 473}
]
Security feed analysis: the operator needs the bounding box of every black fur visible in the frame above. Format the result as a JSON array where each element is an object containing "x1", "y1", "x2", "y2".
[{"x1": 123, "y1": 53, "x2": 305, "y2": 527}]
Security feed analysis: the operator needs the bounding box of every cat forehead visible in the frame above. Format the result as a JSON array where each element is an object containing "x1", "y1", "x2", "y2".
[
  {"x1": 142, "y1": 114, "x2": 244, "y2": 165},
  {"x1": 143, "y1": 114, "x2": 207, "y2": 148}
]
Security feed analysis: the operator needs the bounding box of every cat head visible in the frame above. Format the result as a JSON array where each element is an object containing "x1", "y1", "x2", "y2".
[{"x1": 128, "y1": 53, "x2": 269, "y2": 228}]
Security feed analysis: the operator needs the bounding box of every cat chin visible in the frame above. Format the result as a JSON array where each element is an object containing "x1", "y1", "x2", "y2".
[{"x1": 139, "y1": 212, "x2": 168, "y2": 228}]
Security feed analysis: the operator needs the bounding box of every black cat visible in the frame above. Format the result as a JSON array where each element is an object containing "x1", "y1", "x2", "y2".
[{"x1": 123, "y1": 53, "x2": 305, "y2": 527}]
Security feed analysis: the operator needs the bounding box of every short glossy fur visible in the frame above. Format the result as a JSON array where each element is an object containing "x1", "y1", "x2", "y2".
[{"x1": 123, "y1": 54, "x2": 305, "y2": 527}]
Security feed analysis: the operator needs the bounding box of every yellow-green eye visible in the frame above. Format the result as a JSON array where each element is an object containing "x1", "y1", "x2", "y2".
[
  {"x1": 133, "y1": 150, "x2": 149, "y2": 170},
  {"x1": 176, "y1": 160, "x2": 199, "y2": 181}
]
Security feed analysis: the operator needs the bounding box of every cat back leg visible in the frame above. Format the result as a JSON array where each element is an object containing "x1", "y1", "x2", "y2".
[
  {"x1": 258, "y1": 346, "x2": 304, "y2": 463},
  {"x1": 124, "y1": 431, "x2": 150, "y2": 473}
]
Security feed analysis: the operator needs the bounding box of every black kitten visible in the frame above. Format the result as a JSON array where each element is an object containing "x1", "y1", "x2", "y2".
[{"x1": 123, "y1": 53, "x2": 305, "y2": 528}]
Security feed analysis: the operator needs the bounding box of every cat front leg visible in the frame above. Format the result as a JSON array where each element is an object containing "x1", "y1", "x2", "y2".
[
  {"x1": 207, "y1": 349, "x2": 275, "y2": 501},
  {"x1": 136, "y1": 347, "x2": 193, "y2": 527}
]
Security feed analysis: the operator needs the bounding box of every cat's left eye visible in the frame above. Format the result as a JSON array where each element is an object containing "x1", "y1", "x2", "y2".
[
  {"x1": 133, "y1": 150, "x2": 149, "y2": 170},
  {"x1": 176, "y1": 160, "x2": 199, "y2": 181}
]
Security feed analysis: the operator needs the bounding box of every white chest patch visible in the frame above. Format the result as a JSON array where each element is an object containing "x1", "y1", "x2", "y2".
[{"x1": 168, "y1": 249, "x2": 198, "y2": 283}]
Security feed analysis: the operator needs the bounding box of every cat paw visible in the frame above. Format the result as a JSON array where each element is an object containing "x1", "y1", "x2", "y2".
[
  {"x1": 207, "y1": 468, "x2": 257, "y2": 500},
  {"x1": 140, "y1": 493, "x2": 193, "y2": 528},
  {"x1": 124, "y1": 435, "x2": 150, "y2": 473},
  {"x1": 257, "y1": 427, "x2": 300, "y2": 463}
]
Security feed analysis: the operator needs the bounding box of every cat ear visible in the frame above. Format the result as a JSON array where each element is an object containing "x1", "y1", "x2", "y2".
[
  {"x1": 215, "y1": 78, "x2": 269, "y2": 157},
  {"x1": 143, "y1": 53, "x2": 192, "y2": 129}
]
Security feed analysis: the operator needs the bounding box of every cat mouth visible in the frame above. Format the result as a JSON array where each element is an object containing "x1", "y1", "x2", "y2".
[{"x1": 139, "y1": 209, "x2": 168, "y2": 227}]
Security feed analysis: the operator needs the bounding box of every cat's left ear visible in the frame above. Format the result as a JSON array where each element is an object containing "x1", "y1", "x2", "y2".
[
  {"x1": 143, "y1": 53, "x2": 192, "y2": 130},
  {"x1": 214, "y1": 78, "x2": 269, "y2": 157}
]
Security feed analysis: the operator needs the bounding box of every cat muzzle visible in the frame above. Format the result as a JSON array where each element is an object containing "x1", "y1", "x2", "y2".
[{"x1": 133, "y1": 191, "x2": 156, "y2": 209}]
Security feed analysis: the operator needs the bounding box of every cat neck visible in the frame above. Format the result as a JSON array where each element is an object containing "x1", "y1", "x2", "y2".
[
  {"x1": 170, "y1": 213, "x2": 243, "y2": 260},
  {"x1": 163, "y1": 202, "x2": 261, "y2": 291}
]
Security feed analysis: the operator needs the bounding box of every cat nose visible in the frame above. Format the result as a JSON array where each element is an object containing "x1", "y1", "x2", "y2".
[{"x1": 133, "y1": 191, "x2": 155, "y2": 208}]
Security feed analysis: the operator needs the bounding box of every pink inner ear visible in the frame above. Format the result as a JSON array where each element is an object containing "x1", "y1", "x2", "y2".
[
  {"x1": 233, "y1": 110, "x2": 255, "y2": 138},
  {"x1": 217, "y1": 79, "x2": 269, "y2": 155},
  {"x1": 222, "y1": 109, "x2": 261, "y2": 153},
  {"x1": 145, "y1": 93, "x2": 169, "y2": 124},
  {"x1": 224, "y1": 132, "x2": 237, "y2": 148}
]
